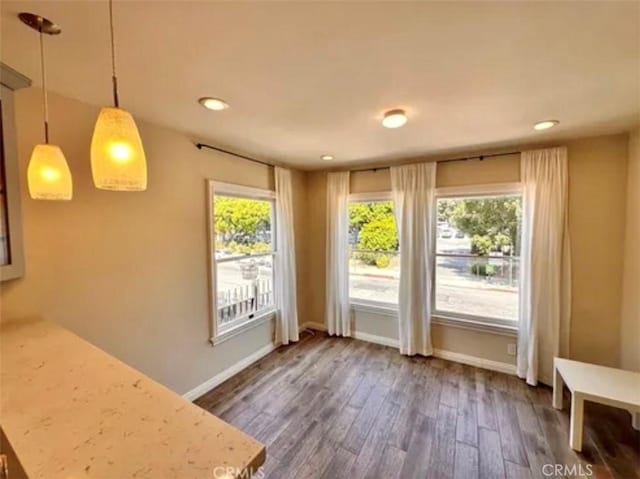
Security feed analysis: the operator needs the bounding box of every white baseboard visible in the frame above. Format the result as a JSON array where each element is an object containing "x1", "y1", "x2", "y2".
[
  {"x1": 182, "y1": 342, "x2": 279, "y2": 401},
  {"x1": 432, "y1": 348, "x2": 516, "y2": 375},
  {"x1": 301, "y1": 321, "x2": 516, "y2": 376},
  {"x1": 354, "y1": 330, "x2": 400, "y2": 349}
]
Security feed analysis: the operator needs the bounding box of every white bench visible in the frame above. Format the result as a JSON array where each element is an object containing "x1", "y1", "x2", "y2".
[{"x1": 553, "y1": 357, "x2": 640, "y2": 451}]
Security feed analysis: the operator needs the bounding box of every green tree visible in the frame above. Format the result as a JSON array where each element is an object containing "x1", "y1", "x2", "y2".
[
  {"x1": 471, "y1": 234, "x2": 493, "y2": 255},
  {"x1": 349, "y1": 201, "x2": 398, "y2": 267},
  {"x1": 349, "y1": 201, "x2": 394, "y2": 232},
  {"x1": 438, "y1": 199, "x2": 456, "y2": 223},
  {"x1": 214, "y1": 197, "x2": 271, "y2": 244},
  {"x1": 356, "y1": 216, "x2": 398, "y2": 266},
  {"x1": 448, "y1": 198, "x2": 521, "y2": 255},
  {"x1": 358, "y1": 216, "x2": 398, "y2": 252}
]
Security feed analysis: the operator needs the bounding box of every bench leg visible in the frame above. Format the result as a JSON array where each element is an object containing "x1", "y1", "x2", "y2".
[
  {"x1": 553, "y1": 366, "x2": 564, "y2": 410},
  {"x1": 569, "y1": 393, "x2": 584, "y2": 451}
]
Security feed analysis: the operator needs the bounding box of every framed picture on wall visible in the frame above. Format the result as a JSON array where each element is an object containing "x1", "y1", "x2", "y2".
[{"x1": 0, "y1": 63, "x2": 30, "y2": 282}]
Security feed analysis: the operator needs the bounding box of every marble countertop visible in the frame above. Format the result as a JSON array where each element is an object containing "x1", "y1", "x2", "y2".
[{"x1": 0, "y1": 319, "x2": 265, "y2": 478}]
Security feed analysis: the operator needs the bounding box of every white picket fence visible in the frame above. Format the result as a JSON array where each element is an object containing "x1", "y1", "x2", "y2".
[{"x1": 218, "y1": 279, "x2": 273, "y2": 324}]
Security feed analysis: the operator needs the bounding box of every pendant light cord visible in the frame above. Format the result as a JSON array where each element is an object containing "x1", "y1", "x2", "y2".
[
  {"x1": 39, "y1": 27, "x2": 49, "y2": 143},
  {"x1": 109, "y1": 0, "x2": 120, "y2": 107}
]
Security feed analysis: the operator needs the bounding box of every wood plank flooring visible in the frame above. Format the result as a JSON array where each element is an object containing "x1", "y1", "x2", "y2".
[{"x1": 195, "y1": 332, "x2": 640, "y2": 479}]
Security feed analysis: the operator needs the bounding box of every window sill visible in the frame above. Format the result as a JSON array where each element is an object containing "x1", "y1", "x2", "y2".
[
  {"x1": 209, "y1": 308, "x2": 276, "y2": 346},
  {"x1": 350, "y1": 302, "x2": 518, "y2": 337},
  {"x1": 432, "y1": 314, "x2": 518, "y2": 337}
]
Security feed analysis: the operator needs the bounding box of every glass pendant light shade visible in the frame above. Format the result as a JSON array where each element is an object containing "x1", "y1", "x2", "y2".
[
  {"x1": 19, "y1": 12, "x2": 72, "y2": 201},
  {"x1": 90, "y1": 107, "x2": 147, "y2": 191},
  {"x1": 27, "y1": 144, "x2": 73, "y2": 200}
]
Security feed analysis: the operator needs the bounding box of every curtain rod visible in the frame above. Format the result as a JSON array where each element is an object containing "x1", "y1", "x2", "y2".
[
  {"x1": 196, "y1": 141, "x2": 520, "y2": 172},
  {"x1": 195, "y1": 142, "x2": 274, "y2": 168},
  {"x1": 349, "y1": 150, "x2": 521, "y2": 173}
]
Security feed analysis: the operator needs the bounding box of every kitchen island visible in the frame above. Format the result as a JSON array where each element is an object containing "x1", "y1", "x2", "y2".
[{"x1": 0, "y1": 318, "x2": 265, "y2": 478}]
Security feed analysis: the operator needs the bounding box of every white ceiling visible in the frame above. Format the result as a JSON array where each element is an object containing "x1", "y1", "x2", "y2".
[{"x1": 2, "y1": 1, "x2": 639, "y2": 169}]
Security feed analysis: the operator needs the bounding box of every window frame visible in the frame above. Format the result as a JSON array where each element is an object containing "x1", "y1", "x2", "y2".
[
  {"x1": 347, "y1": 191, "x2": 400, "y2": 310},
  {"x1": 431, "y1": 182, "x2": 523, "y2": 329},
  {"x1": 206, "y1": 180, "x2": 277, "y2": 345}
]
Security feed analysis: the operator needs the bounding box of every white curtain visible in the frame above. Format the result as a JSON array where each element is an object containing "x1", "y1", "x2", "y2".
[
  {"x1": 391, "y1": 163, "x2": 437, "y2": 356},
  {"x1": 274, "y1": 167, "x2": 299, "y2": 345},
  {"x1": 325, "y1": 171, "x2": 351, "y2": 337},
  {"x1": 518, "y1": 147, "x2": 572, "y2": 386}
]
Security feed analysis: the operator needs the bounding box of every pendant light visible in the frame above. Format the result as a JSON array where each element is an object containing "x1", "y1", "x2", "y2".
[
  {"x1": 19, "y1": 13, "x2": 73, "y2": 201},
  {"x1": 91, "y1": 0, "x2": 147, "y2": 191}
]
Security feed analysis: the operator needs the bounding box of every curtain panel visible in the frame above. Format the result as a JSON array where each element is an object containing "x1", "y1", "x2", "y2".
[
  {"x1": 518, "y1": 147, "x2": 572, "y2": 386},
  {"x1": 274, "y1": 167, "x2": 299, "y2": 345},
  {"x1": 325, "y1": 171, "x2": 351, "y2": 336},
  {"x1": 390, "y1": 162, "x2": 437, "y2": 356}
]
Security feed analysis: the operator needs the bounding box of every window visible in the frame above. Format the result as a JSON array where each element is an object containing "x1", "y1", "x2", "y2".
[
  {"x1": 208, "y1": 182, "x2": 276, "y2": 340},
  {"x1": 348, "y1": 195, "x2": 399, "y2": 306},
  {"x1": 434, "y1": 185, "x2": 522, "y2": 325}
]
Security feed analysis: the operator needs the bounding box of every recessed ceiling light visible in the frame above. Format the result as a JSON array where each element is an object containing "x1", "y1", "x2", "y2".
[
  {"x1": 382, "y1": 109, "x2": 408, "y2": 129},
  {"x1": 321, "y1": 154, "x2": 334, "y2": 161},
  {"x1": 533, "y1": 120, "x2": 559, "y2": 131},
  {"x1": 199, "y1": 97, "x2": 229, "y2": 111}
]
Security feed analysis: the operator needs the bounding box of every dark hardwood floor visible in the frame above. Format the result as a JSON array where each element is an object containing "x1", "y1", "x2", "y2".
[{"x1": 195, "y1": 332, "x2": 640, "y2": 479}]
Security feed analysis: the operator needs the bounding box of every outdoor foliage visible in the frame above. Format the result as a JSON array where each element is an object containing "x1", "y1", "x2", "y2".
[
  {"x1": 471, "y1": 261, "x2": 496, "y2": 277},
  {"x1": 214, "y1": 196, "x2": 271, "y2": 245},
  {"x1": 358, "y1": 216, "x2": 398, "y2": 252},
  {"x1": 349, "y1": 202, "x2": 398, "y2": 267},
  {"x1": 216, "y1": 240, "x2": 271, "y2": 255},
  {"x1": 471, "y1": 234, "x2": 493, "y2": 256},
  {"x1": 375, "y1": 254, "x2": 391, "y2": 268},
  {"x1": 439, "y1": 197, "x2": 521, "y2": 255},
  {"x1": 349, "y1": 201, "x2": 394, "y2": 231}
]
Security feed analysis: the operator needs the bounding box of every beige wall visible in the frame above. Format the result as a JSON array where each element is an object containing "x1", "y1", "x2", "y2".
[
  {"x1": 305, "y1": 135, "x2": 629, "y2": 368},
  {"x1": 303, "y1": 172, "x2": 327, "y2": 331},
  {"x1": 0, "y1": 88, "x2": 306, "y2": 395},
  {"x1": 620, "y1": 128, "x2": 640, "y2": 371},
  {"x1": 566, "y1": 135, "x2": 628, "y2": 366},
  {"x1": 349, "y1": 153, "x2": 521, "y2": 194}
]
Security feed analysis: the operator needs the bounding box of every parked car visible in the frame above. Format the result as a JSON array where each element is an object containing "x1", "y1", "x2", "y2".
[
  {"x1": 255, "y1": 231, "x2": 272, "y2": 243},
  {"x1": 441, "y1": 229, "x2": 453, "y2": 239},
  {"x1": 455, "y1": 230, "x2": 465, "y2": 238}
]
